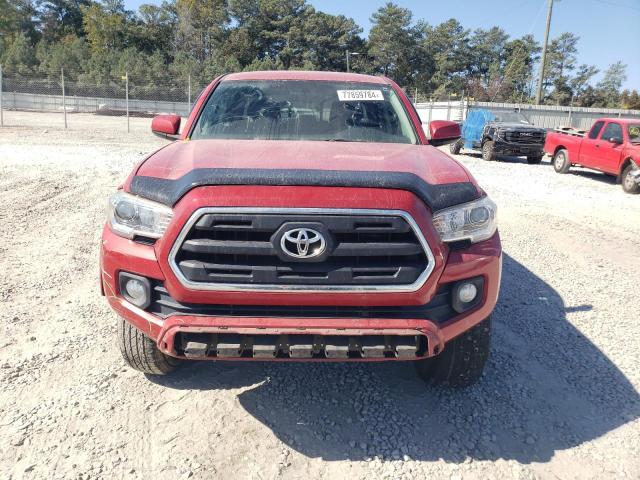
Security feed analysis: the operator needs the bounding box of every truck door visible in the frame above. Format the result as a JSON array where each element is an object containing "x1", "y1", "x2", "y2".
[
  {"x1": 579, "y1": 120, "x2": 605, "y2": 167},
  {"x1": 596, "y1": 122, "x2": 624, "y2": 174}
]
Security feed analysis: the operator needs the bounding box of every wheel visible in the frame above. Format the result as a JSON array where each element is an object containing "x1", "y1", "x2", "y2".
[
  {"x1": 117, "y1": 317, "x2": 180, "y2": 375},
  {"x1": 552, "y1": 148, "x2": 571, "y2": 173},
  {"x1": 481, "y1": 141, "x2": 495, "y2": 161},
  {"x1": 449, "y1": 139, "x2": 463, "y2": 155},
  {"x1": 621, "y1": 164, "x2": 640, "y2": 194},
  {"x1": 415, "y1": 316, "x2": 491, "y2": 388},
  {"x1": 527, "y1": 155, "x2": 543, "y2": 164}
]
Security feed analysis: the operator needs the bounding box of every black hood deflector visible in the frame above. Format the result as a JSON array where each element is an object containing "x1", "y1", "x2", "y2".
[{"x1": 129, "y1": 168, "x2": 480, "y2": 211}]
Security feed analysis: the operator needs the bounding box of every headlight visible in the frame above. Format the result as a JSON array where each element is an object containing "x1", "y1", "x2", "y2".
[
  {"x1": 433, "y1": 196, "x2": 497, "y2": 243},
  {"x1": 108, "y1": 191, "x2": 173, "y2": 239}
]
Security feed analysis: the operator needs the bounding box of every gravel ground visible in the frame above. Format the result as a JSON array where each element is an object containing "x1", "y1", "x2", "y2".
[{"x1": 1, "y1": 112, "x2": 639, "y2": 480}]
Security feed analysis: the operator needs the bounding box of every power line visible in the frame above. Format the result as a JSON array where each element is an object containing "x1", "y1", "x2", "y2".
[
  {"x1": 589, "y1": 0, "x2": 640, "y2": 11},
  {"x1": 489, "y1": 0, "x2": 548, "y2": 102}
]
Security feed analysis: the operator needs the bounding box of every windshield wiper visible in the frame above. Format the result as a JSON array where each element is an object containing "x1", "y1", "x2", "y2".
[{"x1": 320, "y1": 138, "x2": 366, "y2": 142}]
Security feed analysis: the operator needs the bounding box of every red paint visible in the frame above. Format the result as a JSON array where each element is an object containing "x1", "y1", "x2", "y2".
[
  {"x1": 151, "y1": 114, "x2": 181, "y2": 136},
  {"x1": 179, "y1": 75, "x2": 224, "y2": 141},
  {"x1": 134, "y1": 139, "x2": 472, "y2": 186},
  {"x1": 544, "y1": 117, "x2": 640, "y2": 176},
  {"x1": 429, "y1": 120, "x2": 462, "y2": 141},
  {"x1": 224, "y1": 70, "x2": 391, "y2": 84},
  {"x1": 154, "y1": 186, "x2": 445, "y2": 306},
  {"x1": 104, "y1": 71, "x2": 502, "y2": 362}
]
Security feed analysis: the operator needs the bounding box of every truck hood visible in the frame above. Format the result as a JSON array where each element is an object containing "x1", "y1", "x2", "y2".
[
  {"x1": 129, "y1": 139, "x2": 481, "y2": 210},
  {"x1": 488, "y1": 122, "x2": 545, "y2": 131},
  {"x1": 135, "y1": 139, "x2": 471, "y2": 185}
]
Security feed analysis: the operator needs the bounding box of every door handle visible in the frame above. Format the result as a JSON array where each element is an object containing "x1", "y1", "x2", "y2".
[{"x1": 595, "y1": 144, "x2": 600, "y2": 148}]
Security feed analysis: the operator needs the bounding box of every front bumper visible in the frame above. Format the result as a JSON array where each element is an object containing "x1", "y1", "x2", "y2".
[{"x1": 101, "y1": 186, "x2": 502, "y2": 361}]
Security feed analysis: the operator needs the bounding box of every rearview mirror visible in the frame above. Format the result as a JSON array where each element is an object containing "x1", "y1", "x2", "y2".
[
  {"x1": 428, "y1": 120, "x2": 461, "y2": 147},
  {"x1": 608, "y1": 136, "x2": 622, "y2": 145},
  {"x1": 151, "y1": 114, "x2": 181, "y2": 139}
]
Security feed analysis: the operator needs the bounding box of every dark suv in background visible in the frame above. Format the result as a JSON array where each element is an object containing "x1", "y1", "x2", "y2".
[{"x1": 450, "y1": 109, "x2": 547, "y2": 163}]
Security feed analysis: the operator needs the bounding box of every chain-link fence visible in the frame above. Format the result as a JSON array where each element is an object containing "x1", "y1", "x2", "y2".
[
  {"x1": 0, "y1": 67, "x2": 205, "y2": 132},
  {"x1": 1, "y1": 68, "x2": 639, "y2": 133}
]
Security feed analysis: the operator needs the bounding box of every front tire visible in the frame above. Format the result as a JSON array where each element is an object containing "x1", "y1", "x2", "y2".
[
  {"x1": 621, "y1": 164, "x2": 640, "y2": 194},
  {"x1": 449, "y1": 139, "x2": 463, "y2": 155},
  {"x1": 117, "y1": 317, "x2": 180, "y2": 375},
  {"x1": 481, "y1": 141, "x2": 495, "y2": 161},
  {"x1": 415, "y1": 316, "x2": 491, "y2": 388},
  {"x1": 553, "y1": 148, "x2": 571, "y2": 173},
  {"x1": 527, "y1": 155, "x2": 543, "y2": 164}
]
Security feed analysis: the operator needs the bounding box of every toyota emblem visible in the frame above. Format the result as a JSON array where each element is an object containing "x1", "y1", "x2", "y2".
[{"x1": 280, "y1": 228, "x2": 326, "y2": 259}]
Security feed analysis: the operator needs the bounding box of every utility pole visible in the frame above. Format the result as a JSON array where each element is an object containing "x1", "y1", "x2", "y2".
[
  {"x1": 346, "y1": 51, "x2": 360, "y2": 73},
  {"x1": 535, "y1": 0, "x2": 554, "y2": 105}
]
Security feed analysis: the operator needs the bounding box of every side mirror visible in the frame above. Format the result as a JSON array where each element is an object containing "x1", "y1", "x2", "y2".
[
  {"x1": 428, "y1": 120, "x2": 461, "y2": 147},
  {"x1": 608, "y1": 136, "x2": 622, "y2": 145},
  {"x1": 151, "y1": 114, "x2": 181, "y2": 139}
]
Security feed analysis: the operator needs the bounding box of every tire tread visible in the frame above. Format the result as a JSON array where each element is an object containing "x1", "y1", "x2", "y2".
[
  {"x1": 621, "y1": 165, "x2": 640, "y2": 194},
  {"x1": 117, "y1": 318, "x2": 178, "y2": 375},
  {"x1": 415, "y1": 316, "x2": 491, "y2": 388},
  {"x1": 482, "y1": 141, "x2": 495, "y2": 161},
  {"x1": 553, "y1": 148, "x2": 571, "y2": 173}
]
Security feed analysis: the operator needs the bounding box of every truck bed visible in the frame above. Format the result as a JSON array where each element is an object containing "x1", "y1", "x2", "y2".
[{"x1": 544, "y1": 129, "x2": 584, "y2": 157}]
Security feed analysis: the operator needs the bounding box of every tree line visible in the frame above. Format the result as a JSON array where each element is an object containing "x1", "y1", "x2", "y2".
[{"x1": 1, "y1": 0, "x2": 638, "y2": 108}]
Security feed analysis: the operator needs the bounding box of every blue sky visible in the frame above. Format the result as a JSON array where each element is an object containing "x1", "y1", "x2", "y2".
[{"x1": 124, "y1": 0, "x2": 639, "y2": 90}]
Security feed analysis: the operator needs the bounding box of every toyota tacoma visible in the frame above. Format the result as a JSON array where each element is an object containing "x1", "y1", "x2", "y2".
[{"x1": 100, "y1": 71, "x2": 502, "y2": 387}]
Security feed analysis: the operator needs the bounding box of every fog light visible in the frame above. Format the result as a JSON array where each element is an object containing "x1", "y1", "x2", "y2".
[
  {"x1": 125, "y1": 279, "x2": 146, "y2": 301},
  {"x1": 118, "y1": 272, "x2": 151, "y2": 309},
  {"x1": 451, "y1": 277, "x2": 484, "y2": 314},
  {"x1": 458, "y1": 282, "x2": 478, "y2": 303}
]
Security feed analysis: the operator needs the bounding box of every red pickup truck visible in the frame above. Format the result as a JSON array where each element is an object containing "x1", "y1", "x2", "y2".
[
  {"x1": 544, "y1": 118, "x2": 640, "y2": 194},
  {"x1": 100, "y1": 71, "x2": 502, "y2": 387}
]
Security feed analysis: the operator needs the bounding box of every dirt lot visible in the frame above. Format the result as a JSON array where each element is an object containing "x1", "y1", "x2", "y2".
[{"x1": 1, "y1": 112, "x2": 639, "y2": 480}]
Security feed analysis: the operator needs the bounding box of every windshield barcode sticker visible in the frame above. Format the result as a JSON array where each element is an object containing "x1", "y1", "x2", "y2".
[{"x1": 337, "y1": 90, "x2": 384, "y2": 101}]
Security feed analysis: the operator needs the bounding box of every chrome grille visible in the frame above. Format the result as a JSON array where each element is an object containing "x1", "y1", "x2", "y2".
[
  {"x1": 169, "y1": 208, "x2": 435, "y2": 292},
  {"x1": 503, "y1": 130, "x2": 545, "y2": 145}
]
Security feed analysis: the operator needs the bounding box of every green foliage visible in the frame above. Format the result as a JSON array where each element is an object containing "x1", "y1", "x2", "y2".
[
  {"x1": 594, "y1": 61, "x2": 627, "y2": 108},
  {"x1": 36, "y1": 34, "x2": 90, "y2": 80},
  {"x1": 302, "y1": 11, "x2": 362, "y2": 72},
  {"x1": 36, "y1": 0, "x2": 90, "y2": 43},
  {"x1": 3, "y1": 32, "x2": 38, "y2": 74},
  {"x1": 543, "y1": 32, "x2": 579, "y2": 105},
  {"x1": 570, "y1": 64, "x2": 599, "y2": 104},
  {"x1": 620, "y1": 90, "x2": 640, "y2": 110},
  {"x1": 368, "y1": 3, "x2": 418, "y2": 85},
  {"x1": 81, "y1": 1, "x2": 129, "y2": 54},
  {"x1": 500, "y1": 35, "x2": 541, "y2": 102},
  {"x1": 174, "y1": 0, "x2": 228, "y2": 64},
  {"x1": 132, "y1": 2, "x2": 177, "y2": 55},
  {"x1": 1, "y1": 0, "x2": 39, "y2": 52},
  {"x1": 0, "y1": 0, "x2": 631, "y2": 107}
]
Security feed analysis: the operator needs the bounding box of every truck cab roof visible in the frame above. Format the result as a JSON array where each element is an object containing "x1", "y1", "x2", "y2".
[{"x1": 222, "y1": 70, "x2": 392, "y2": 84}]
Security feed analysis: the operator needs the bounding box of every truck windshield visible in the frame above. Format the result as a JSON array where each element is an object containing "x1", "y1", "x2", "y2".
[
  {"x1": 628, "y1": 124, "x2": 640, "y2": 144},
  {"x1": 492, "y1": 111, "x2": 530, "y2": 124},
  {"x1": 190, "y1": 80, "x2": 418, "y2": 144}
]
